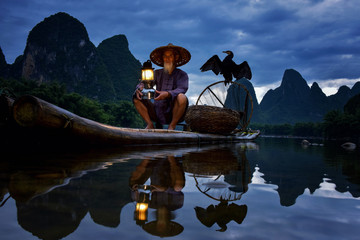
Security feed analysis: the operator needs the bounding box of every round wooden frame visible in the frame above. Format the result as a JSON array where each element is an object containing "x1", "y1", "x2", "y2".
[{"x1": 195, "y1": 81, "x2": 254, "y2": 131}]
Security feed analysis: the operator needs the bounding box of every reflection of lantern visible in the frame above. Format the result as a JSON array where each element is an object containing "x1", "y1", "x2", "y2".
[
  {"x1": 141, "y1": 60, "x2": 155, "y2": 99},
  {"x1": 135, "y1": 202, "x2": 149, "y2": 221},
  {"x1": 134, "y1": 192, "x2": 150, "y2": 225}
]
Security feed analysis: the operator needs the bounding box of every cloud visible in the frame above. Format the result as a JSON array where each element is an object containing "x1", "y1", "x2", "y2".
[
  {"x1": 187, "y1": 73, "x2": 220, "y2": 104},
  {"x1": 311, "y1": 77, "x2": 360, "y2": 96},
  {"x1": 0, "y1": 0, "x2": 359, "y2": 97},
  {"x1": 254, "y1": 81, "x2": 282, "y2": 103}
]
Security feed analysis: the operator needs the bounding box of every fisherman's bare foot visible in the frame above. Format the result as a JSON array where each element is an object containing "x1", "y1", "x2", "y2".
[
  {"x1": 145, "y1": 123, "x2": 155, "y2": 129},
  {"x1": 168, "y1": 124, "x2": 176, "y2": 130}
]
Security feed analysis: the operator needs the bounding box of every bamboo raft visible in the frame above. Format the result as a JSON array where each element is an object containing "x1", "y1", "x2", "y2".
[{"x1": 7, "y1": 95, "x2": 259, "y2": 146}]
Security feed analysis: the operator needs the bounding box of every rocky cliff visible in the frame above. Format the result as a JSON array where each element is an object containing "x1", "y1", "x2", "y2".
[
  {"x1": 19, "y1": 12, "x2": 115, "y2": 101},
  {"x1": 258, "y1": 69, "x2": 360, "y2": 124},
  {"x1": 4, "y1": 12, "x2": 141, "y2": 102},
  {"x1": 97, "y1": 35, "x2": 141, "y2": 101},
  {"x1": 0, "y1": 47, "x2": 9, "y2": 78}
]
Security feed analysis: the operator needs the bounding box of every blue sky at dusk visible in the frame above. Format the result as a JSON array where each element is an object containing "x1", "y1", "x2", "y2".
[{"x1": 1, "y1": 0, "x2": 359, "y2": 103}]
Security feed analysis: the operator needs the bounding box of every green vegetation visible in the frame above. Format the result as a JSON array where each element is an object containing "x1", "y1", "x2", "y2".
[
  {"x1": 0, "y1": 78, "x2": 144, "y2": 128},
  {"x1": 322, "y1": 110, "x2": 360, "y2": 140},
  {"x1": 322, "y1": 94, "x2": 360, "y2": 140}
]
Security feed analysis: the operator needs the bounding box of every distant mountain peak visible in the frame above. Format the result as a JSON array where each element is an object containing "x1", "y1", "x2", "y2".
[
  {"x1": 310, "y1": 82, "x2": 325, "y2": 96},
  {"x1": 20, "y1": 12, "x2": 116, "y2": 101},
  {"x1": 258, "y1": 69, "x2": 360, "y2": 124},
  {"x1": 23, "y1": 11, "x2": 94, "y2": 82},
  {"x1": 351, "y1": 81, "x2": 360, "y2": 93},
  {"x1": 98, "y1": 34, "x2": 129, "y2": 48},
  {"x1": 337, "y1": 85, "x2": 351, "y2": 94},
  {"x1": 280, "y1": 69, "x2": 309, "y2": 91},
  {"x1": 97, "y1": 34, "x2": 141, "y2": 101},
  {"x1": 27, "y1": 12, "x2": 90, "y2": 47},
  {"x1": 311, "y1": 81, "x2": 320, "y2": 89}
]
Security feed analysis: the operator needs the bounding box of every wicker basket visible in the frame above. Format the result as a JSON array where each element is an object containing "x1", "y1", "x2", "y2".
[{"x1": 185, "y1": 105, "x2": 241, "y2": 135}]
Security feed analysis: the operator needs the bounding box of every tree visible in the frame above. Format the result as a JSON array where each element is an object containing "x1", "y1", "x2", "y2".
[
  {"x1": 344, "y1": 94, "x2": 360, "y2": 115},
  {"x1": 0, "y1": 78, "x2": 144, "y2": 128}
]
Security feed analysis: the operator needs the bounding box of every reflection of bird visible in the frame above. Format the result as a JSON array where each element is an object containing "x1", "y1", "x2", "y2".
[
  {"x1": 194, "y1": 202, "x2": 247, "y2": 232},
  {"x1": 200, "y1": 51, "x2": 252, "y2": 85}
]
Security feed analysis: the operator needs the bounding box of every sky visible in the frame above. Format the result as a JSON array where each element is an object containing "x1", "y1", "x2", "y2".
[{"x1": 1, "y1": 0, "x2": 360, "y2": 103}]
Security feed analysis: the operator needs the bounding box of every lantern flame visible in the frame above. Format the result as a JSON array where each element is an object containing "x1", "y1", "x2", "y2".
[
  {"x1": 142, "y1": 69, "x2": 154, "y2": 81},
  {"x1": 135, "y1": 202, "x2": 149, "y2": 221}
]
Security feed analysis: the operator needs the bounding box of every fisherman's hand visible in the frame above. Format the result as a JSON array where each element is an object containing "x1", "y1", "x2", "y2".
[
  {"x1": 150, "y1": 184, "x2": 166, "y2": 192},
  {"x1": 154, "y1": 90, "x2": 171, "y2": 100},
  {"x1": 135, "y1": 83, "x2": 144, "y2": 100}
]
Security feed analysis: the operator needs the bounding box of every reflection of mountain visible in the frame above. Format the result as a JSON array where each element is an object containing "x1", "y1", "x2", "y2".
[
  {"x1": 322, "y1": 142, "x2": 360, "y2": 197},
  {"x1": 83, "y1": 162, "x2": 136, "y2": 227},
  {"x1": 16, "y1": 185, "x2": 88, "y2": 240},
  {"x1": 247, "y1": 138, "x2": 360, "y2": 206},
  {"x1": 1, "y1": 145, "x2": 253, "y2": 239},
  {"x1": 0, "y1": 149, "x2": 143, "y2": 239},
  {"x1": 16, "y1": 161, "x2": 139, "y2": 239},
  {"x1": 4, "y1": 141, "x2": 358, "y2": 238}
]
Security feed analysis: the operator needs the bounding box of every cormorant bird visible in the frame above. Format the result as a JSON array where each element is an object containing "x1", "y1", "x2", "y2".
[{"x1": 200, "y1": 51, "x2": 252, "y2": 85}]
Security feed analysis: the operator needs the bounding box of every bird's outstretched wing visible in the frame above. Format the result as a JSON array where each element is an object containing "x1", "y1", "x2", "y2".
[
  {"x1": 232, "y1": 61, "x2": 252, "y2": 80},
  {"x1": 194, "y1": 206, "x2": 217, "y2": 227},
  {"x1": 200, "y1": 55, "x2": 222, "y2": 75}
]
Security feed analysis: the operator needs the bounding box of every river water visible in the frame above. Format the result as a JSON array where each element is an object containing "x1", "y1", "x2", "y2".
[{"x1": 0, "y1": 137, "x2": 359, "y2": 240}]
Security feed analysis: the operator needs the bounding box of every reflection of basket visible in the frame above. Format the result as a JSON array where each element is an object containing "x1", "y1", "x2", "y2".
[
  {"x1": 185, "y1": 105, "x2": 242, "y2": 135},
  {"x1": 183, "y1": 149, "x2": 238, "y2": 175}
]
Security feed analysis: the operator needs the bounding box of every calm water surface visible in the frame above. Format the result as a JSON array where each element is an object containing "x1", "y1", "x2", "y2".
[{"x1": 0, "y1": 138, "x2": 359, "y2": 240}]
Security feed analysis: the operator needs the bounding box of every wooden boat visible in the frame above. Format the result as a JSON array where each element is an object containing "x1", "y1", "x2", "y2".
[{"x1": 10, "y1": 95, "x2": 259, "y2": 146}]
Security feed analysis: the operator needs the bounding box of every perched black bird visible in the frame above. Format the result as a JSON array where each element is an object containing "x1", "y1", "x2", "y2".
[{"x1": 200, "y1": 51, "x2": 252, "y2": 85}]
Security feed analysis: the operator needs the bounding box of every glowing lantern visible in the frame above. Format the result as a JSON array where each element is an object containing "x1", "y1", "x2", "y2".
[{"x1": 141, "y1": 60, "x2": 155, "y2": 99}]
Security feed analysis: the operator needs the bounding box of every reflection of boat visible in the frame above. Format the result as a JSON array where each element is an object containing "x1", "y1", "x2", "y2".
[
  {"x1": 1, "y1": 150, "x2": 127, "y2": 203},
  {"x1": 9, "y1": 95, "x2": 259, "y2": 147}
]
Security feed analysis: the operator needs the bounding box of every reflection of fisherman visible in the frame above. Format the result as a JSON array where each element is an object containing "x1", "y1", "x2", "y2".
[{"x1": 129, "y1": 155, "x2": 185, "y2": 237}]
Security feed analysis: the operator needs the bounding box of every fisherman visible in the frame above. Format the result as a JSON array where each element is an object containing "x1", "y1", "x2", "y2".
[{"x1": 133, "y1": 43, "x2": 191, "y2": 130}]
